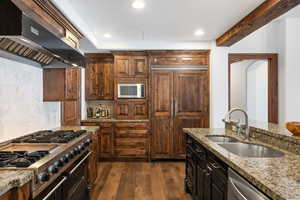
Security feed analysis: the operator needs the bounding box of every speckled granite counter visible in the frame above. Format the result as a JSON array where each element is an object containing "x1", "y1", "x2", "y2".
[
  {"x1": 54, "y1": 125, "x2": 100, "y2": 133},
  {"x1": 0, "y1": 170, "x2": 33, "y2": 196},
  {"x1": 184, "y1": 128, "x2": 300, "y2": 200},
  {"x1": 81, "y1": 118, "x2": 150, "y2": 123}
]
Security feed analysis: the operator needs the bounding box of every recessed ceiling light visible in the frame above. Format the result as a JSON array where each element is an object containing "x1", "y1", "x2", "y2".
[
  {"x1": 132, "y1": 0, "x2": 145, "y2": 9},
  {"x1": 103, "y1": 33, "x2": 112, "y2": 38},
  {"x1": 194, "y1": 29, "x2": 205, "y2": 36}
]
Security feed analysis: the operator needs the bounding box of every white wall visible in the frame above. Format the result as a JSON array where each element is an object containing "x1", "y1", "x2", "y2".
[
  {"x1": 210, "y1": 44, "x2": 229, "y2": 128},
  {"x1": 247, "y1": 60, "x2": 268, "y2": 122},
  {"x1": 283, "y1": 18, "x2": 300, "y2": 123},
  {"x1": 230, "y1": 60, "x2": 254, "y2": 110},
  {"x1": 0, "y1": 56, "x2": 61, "y2": 142},
  {"x1": 228, "y1": 15, "x2": 300, "y2": 126},
  {"x1": 230, "y1": 60, "x2": 254, "y2": 121}
]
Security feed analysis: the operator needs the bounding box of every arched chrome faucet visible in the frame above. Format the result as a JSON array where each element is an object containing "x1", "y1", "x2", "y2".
[{"x1": 223, "y1": 108, "x2": 251, "y2": 141}]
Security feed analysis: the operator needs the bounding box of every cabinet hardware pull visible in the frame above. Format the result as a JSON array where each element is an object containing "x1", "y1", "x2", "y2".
[
  {"x1": 69, "y1": 152, "x2": 91, "y2": 175},
  {"x1": 173, "y1": 100, "x2": 176, "y2": 115},
  {"x1": 211, "y1": 162, "x2": 220, "y2": 169},
  {"x1": 42, "y1": 177, "x2": 67, "y2": 200},
  {"x1": 207, "y1": 164, "x2": 213, "y2": 171},
  {"x1": 229, "y1": 178, "x2": 248, "y2": 200}
]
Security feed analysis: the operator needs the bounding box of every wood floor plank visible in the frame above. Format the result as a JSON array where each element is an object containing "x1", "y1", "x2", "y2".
[
  {"x1": 94, "y1": 162, "x2": 125, "y2": 200},
  {"x1": 149, "y1": 162, "x2": 167, "y2": 200},
  {"x1": 91, "y1": 161, "x2": 192, "y2": 200}
]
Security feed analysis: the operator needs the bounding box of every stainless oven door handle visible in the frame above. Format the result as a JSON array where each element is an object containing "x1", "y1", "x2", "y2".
[
  {"x1": 229, "y1": 178, "x2": 248, "y2": 200},
  {"x1": 69, "y1": 152, "x2": 92, "y2": 175},
  {"x1": 42, "y1": 176, "x2": 67, "y2": 200}
]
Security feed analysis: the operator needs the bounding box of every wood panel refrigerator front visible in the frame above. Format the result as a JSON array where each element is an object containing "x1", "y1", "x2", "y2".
[{"x1": 151, "y1": 70, "x2": 209, "y2": 159}]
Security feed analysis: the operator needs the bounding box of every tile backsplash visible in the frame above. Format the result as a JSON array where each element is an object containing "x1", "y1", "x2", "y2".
[{"x1": 85, "y1": 101, "x2": 114, "y2": 118}]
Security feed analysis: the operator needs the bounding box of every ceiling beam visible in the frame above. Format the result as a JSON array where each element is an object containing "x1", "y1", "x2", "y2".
[{"x1": 216, "y1": 0, "x2": 300, "y2": 46}]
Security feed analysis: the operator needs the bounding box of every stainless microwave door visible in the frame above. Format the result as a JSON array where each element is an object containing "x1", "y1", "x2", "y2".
[
  {"x1": 118, "y1": 84, "x2": 138, "y2": 98},
  {"x1": 118, "y1": 84, "x2": 145, "y2": 98}
]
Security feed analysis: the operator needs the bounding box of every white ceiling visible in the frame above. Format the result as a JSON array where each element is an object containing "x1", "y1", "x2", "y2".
[{"x1": 51, "y1": 0, "x2": 265, "y2": 51}]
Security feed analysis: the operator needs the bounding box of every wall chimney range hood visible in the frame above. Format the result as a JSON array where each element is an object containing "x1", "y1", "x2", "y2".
[{"x1": 0, "y1": 1, "x2": 85, "y2": 67}]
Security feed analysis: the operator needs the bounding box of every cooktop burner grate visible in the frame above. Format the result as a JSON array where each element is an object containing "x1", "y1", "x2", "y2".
[
  {"x1": 0, "y1": 151, "x2": 49, "y2": 168},
  {"x1": 12, "y1": 130, "x2": 87, "y2": 144}
]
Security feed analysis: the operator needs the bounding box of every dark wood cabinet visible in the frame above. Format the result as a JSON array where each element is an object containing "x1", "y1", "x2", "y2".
[
  {"x1": 87, "y1": 131, "x2": 99, "y2": 187},
  {"x1": 132, "y1": 100, "x2": 148, "y2": 119},
  {"x1": 114, "y1": 122, "x2": 149, "y2": 159},
  {"x1": 97, "y1": 123, "x2": 114, "y2": 158},
  {"x1": 173, "y1": 70, "x2": 209, "y2": 158},
  {"x1": 81, "y1": 122, "x2": 149, "y2": 160},
  {"x1": 185, "y1": 135, "x2": 227, "y2": 200},
  {"x1": 65, "y1": 67, "x2": 80, "y2": 100},
  {"x1": 131, "y1": 56, "x2": 148, "y2": 77},
  {"x1": 43, "y1": 67, "x2": 80, "y2": 101},
  {"x1": 115, "y1": 100, "x2": 148, "y2": 119},
  {"x1": 115, "y1": 101, "x2": 131, "y2": 119},
  {"x1": 85, "y1": 56, "x2": 114, "y2": 100},
  {"x1": 61, "y1": 100, "x2": 80, "y2": 126},
  {"x1": 115, "y1": 56, "x2": 130, "y2": 77},
  {"x1": 115, "y1": 56, "x2": 148, "y2": 78},
  {"x1": 0, "y1": 182, "x2": 30, "y2": 200},
  {"x1": 151, "y1": 70, "x2": 173, "y2": 159},
  {"x1": 151, "y1": 70, "x2": 209, "y2": 159},
  {"x1": 81, "y1": 122, "x2": 114, "y2": 158}
]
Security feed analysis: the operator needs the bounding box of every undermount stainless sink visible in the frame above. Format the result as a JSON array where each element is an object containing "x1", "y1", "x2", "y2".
[
  {"x1": 218, "y1": 143, "x2": 284, "y2": 158},
  {"x1": 206, "y1": 135, "x2": 239, "y2": 143}
]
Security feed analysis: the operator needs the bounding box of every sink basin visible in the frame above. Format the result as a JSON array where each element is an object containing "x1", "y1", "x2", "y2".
[
  {"x1": 219, "y1": 143, "x2": 284, "y2": 158},
  {"x1": 206, "y1": 135, "x2": 239, "y2": 143}
]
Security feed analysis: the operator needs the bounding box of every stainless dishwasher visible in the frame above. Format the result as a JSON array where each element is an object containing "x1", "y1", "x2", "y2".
[{"x1": 228, "y1": 169, "x2": 270, "y2": 200}]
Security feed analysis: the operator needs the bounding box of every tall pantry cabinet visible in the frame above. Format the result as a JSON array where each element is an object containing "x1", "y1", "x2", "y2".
[{"x1": 149, "y1": 51, "x2": 210, "y2": 159}]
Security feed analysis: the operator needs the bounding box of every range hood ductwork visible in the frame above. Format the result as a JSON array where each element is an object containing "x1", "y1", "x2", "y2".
[{"x1": 0, "y1": 1, "x2": 85, "y2": 67}]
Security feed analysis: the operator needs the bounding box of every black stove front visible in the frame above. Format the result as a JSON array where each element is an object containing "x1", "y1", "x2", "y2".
[
  {"x1": 0, "y1": 151, "x2": 49, "y2": 168},
  {"x1": 12, "y1": 130, "x2": 87, "y2": 144}
]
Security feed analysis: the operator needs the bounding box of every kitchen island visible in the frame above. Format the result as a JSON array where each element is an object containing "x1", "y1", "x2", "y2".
[{"x1": 184, "y1": 128, "x2": 300, "y2": 200}]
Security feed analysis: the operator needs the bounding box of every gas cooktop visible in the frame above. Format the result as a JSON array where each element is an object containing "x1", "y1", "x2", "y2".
[
  {"x1": 0, "y1": 151, "x2": 49, "y2": 168},
  {"x1": 12, "y1": 130, "x2": 87, "y2": 144}
]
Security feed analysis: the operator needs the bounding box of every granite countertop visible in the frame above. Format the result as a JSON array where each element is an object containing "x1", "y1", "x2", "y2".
[
  {"x1": 0, "y1": 170, "x2": 34, "y2": 196},
  {"x1": 54, "y1": 125, "x2": 100, "y2": 133},
  {"x1": 184, "y1": 128, "x2": 300, "y2": 200},
  {"x1": 81, "y1": 118, "x2": 150, "y2": 123},
  {"x1": 248, "y1": 120, "x2": 300, "y2": 144}
]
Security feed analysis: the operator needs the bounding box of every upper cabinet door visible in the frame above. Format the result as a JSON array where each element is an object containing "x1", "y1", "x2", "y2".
[
  {"x1": 86, "y1": 61, "x2": 99, "y2": 100},
  {"x1": 98, "y1": 62, "x2": 114, "y2": 100},
  {"x1": 131, "y1": 56, "x2": 148, "y2": 77},
  {"x1": 115, "y1": 56, "x2": 148, "y2": 78},
  {"x1": 152, "y1": 70, "x2": 174, "y2": 118},
  {"x1": 86, "y1": 58, "x2": 114, "y2": 100},
  {"x1": 115, "y1": 56, "x2": 130, "y2": 77},
  {"x1": 65, "y1": 67, "x2": 80, "y2": 100},
  {"x1": 43, "y1": 68, "x2": 80, "y2": 101},
  {"x1": 174, "y1": 70, "x2": 209, "y2": 117}
]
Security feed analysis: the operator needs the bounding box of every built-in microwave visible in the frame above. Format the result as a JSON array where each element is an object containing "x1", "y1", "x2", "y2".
[{"x1": 117, "y1": 83, "x2": 145, "y2": 98}]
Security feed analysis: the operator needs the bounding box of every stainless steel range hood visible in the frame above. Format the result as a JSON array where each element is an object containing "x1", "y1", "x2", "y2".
[{"x1": 0, "y1": 1, "x2": 85, "y2": 67}]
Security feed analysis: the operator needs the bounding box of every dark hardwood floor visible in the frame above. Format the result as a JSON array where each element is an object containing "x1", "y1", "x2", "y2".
[{"x1": 91, "y1": 162, "x2": 192, "y2": 200}]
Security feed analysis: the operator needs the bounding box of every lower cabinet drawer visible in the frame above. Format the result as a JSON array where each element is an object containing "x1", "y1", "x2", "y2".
[
  {"x1": 115, "y1": 148, "x2": 148, "y2": 157},
  {"x1": 115, "y1": 138, "x2": 148, "y2": 147},
  {"x1": 115, "y1": 122, "x2": 149, "y2": 129},
  {"x1": 115, "y1": 129, "x2": 148, "y2": 138},
  {"x1": 115, "y1": 138, "x2": 148, "y2": 158}
]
